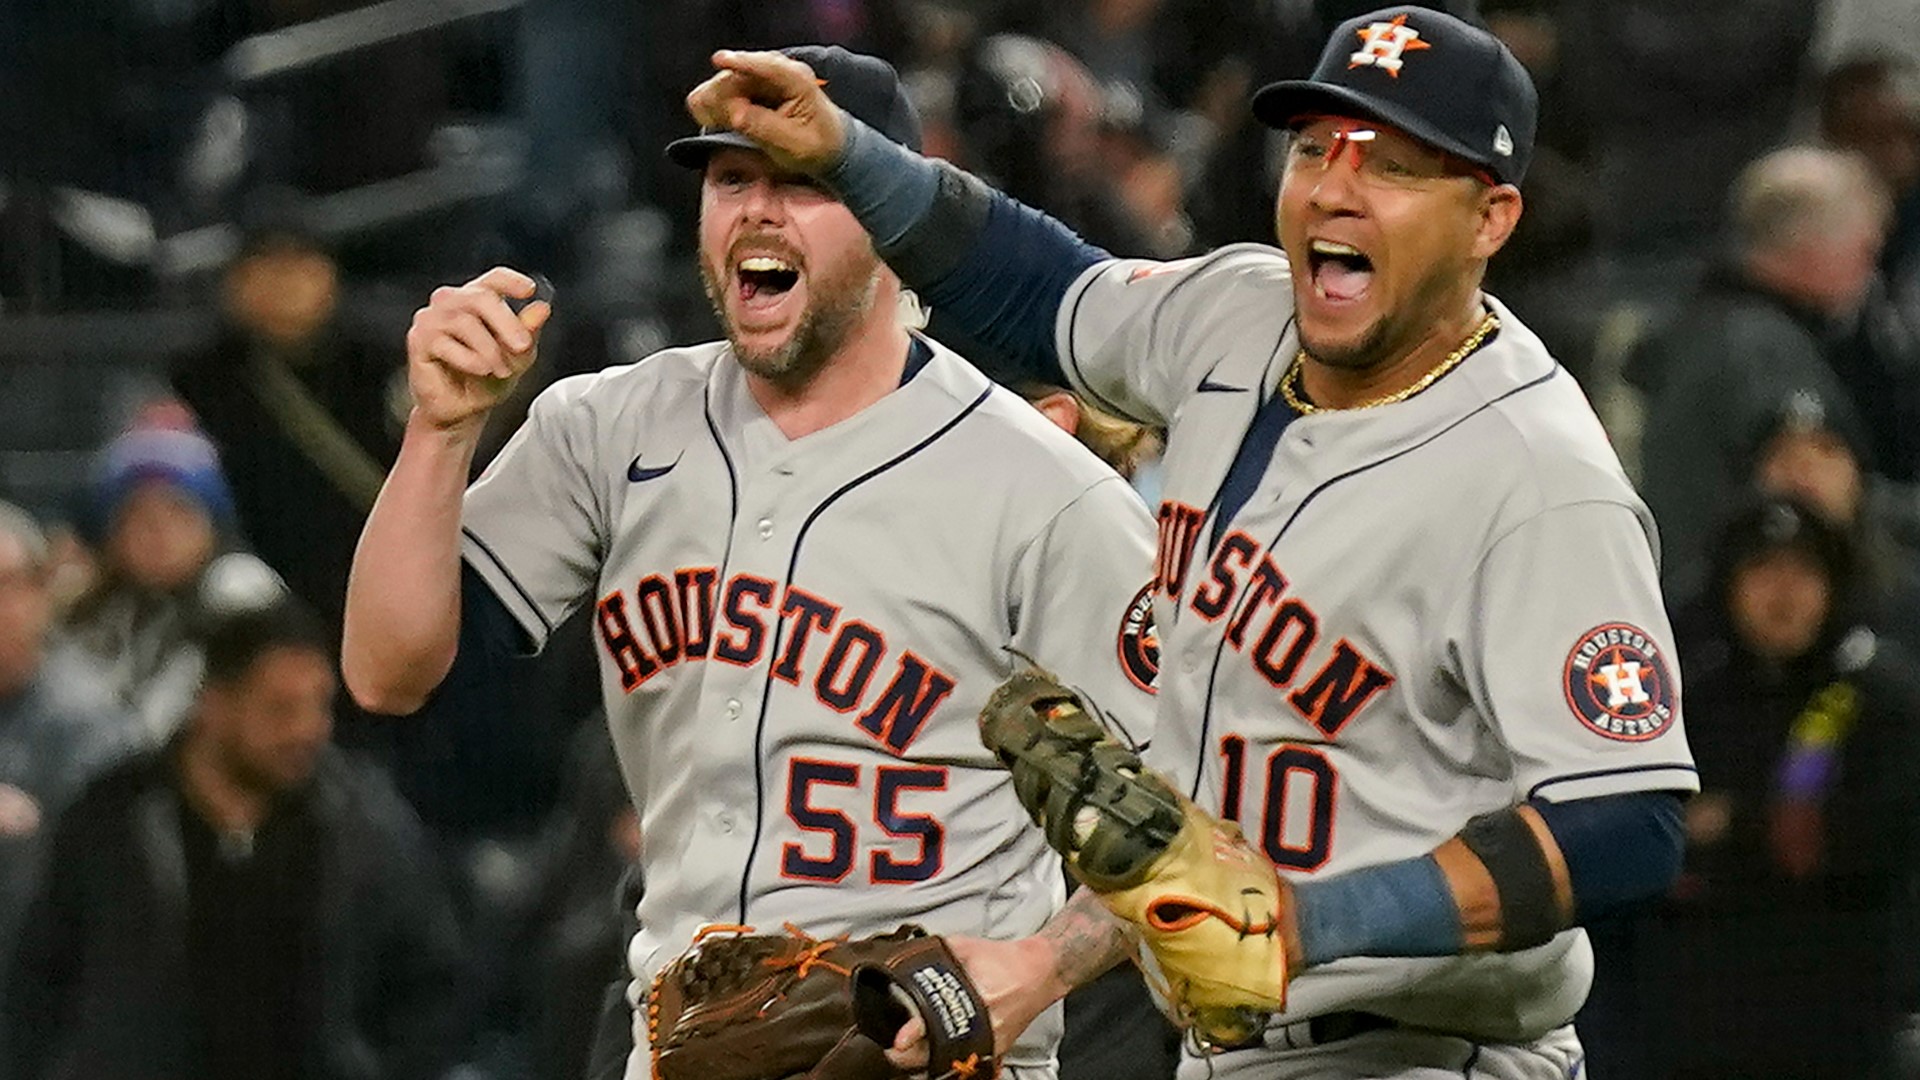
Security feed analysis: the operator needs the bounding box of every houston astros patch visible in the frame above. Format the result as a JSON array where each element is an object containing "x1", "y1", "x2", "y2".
[
  {"x1": 1562, "y1": 622, "x2": 1675, "y2": 741},
  {"x1": 1118, "y1": 583, "x2": 1160, "y2": 693}
]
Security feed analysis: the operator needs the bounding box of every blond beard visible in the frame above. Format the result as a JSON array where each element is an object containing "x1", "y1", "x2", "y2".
[{"x1": 702, "y1": 251, "x2": 884, "y2": 388}]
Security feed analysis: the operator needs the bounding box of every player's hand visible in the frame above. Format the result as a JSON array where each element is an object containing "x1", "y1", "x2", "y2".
[
  {"x1": 685, "y1": 50, "x2": 848, "y2": 175},
  {"x1": 405, "y1": 266, "x2": 550, "y2": 433},
  {"x1": 881, "y1": 934, "x2": 1069, "y2": 1070}
]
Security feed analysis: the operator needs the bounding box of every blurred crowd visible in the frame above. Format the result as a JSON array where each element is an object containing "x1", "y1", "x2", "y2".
[{"x1": 5, "y1": 0, "x2": 1920, "y2": 1078}]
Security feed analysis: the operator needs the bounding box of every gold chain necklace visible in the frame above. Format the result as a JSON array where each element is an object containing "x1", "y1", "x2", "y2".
[{"x1": 1280, "y1": 310, "x2": 1500, "y2": 414}]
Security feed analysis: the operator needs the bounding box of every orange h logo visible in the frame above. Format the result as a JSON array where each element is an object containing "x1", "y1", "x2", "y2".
[
  {"x1": 1595, "y1": 660, "x2": 1650, "y2": 709},
  {"x1": 1349, "y1": 14, "x2": 1431, "y2": 77}
]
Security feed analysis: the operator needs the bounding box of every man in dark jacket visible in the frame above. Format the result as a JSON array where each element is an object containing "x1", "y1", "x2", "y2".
[
  {"x1": 4, "y1": 589, "x2": 465, "y2": 1080},
  {"x1": 1632, "y1": 145, "x2": 1917, "y2": 600}
]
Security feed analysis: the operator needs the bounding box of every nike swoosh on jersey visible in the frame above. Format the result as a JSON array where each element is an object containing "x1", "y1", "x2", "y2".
[
  {"x1": 1196, "y1": 377, "x2": 1247, "y2": 393},
  {"x1": 627, "y1": 453, "x2": 682, "y2": 482}
]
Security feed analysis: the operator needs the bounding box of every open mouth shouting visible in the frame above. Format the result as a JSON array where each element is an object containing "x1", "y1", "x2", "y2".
[
  {"x1": 731, "y1": 250, "x2": 805, "y2": 332},
  {"x1": 1306, "y1": 238, "x2": 1374, "y2": 308}
]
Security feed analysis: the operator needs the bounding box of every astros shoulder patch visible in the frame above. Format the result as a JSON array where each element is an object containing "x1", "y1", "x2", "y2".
[
  {"x1": 1117, "y1": 583, "x2": 1160, "y2": 693},
  {"x1": 1562, "y1": 622, "x2": 1676, "y2": 741}
]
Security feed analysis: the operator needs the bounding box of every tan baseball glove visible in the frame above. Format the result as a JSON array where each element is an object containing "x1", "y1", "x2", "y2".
[{"x1": 979, "y1": 668, "x2": 1300, "y2": 1047}]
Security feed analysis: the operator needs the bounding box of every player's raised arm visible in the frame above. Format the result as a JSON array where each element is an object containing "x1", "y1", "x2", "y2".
[
  {"x1": 686, "y1": 49, "x2": 1114, "y2": 400},
  {"x1": 341, "y1": 267, "x2": 547, "y2": 714}
]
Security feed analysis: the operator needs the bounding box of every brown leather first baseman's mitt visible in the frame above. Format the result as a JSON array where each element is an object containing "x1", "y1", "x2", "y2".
[{"x1": 648, "y1": 923, "x2": 997, "y2": 1080}]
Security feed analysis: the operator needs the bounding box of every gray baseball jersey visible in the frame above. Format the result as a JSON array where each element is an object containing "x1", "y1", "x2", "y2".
[
  {"x1": 459, "y1": 335, "x2": 1158, "y2": 1074},
  {"x1": 1054, "y1": 245, "x2": 1697, "y2": 1054}
]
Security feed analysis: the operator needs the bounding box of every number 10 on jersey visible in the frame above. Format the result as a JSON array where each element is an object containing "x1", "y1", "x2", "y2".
[{"x1": 1219, "y1": 735, "x2": 1337, "y2": 871}]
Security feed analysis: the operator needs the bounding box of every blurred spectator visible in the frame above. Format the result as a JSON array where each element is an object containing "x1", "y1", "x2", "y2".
[
  {"x1": 1038, "y1": 0, "x2": 1166, "y2": 92},
  {"x1": 169, "y1": 210, "x2": 403, "y2": 630},
  {"x1": 1819, "y1": 54, "x2": 1920, "y2": 285},
  {"x1": 1631, "y1": 146, "x2": 1910, "y2": 599},
  {"x1": 1818, "y1": 52, "x2": 1920, "y2": 418},
  {"x1": 1173, "y1": 53, "x2": 1273, "y2": 249},
  {"x1": 63, "y1": 407, "x2": 239, "y2": 743},
  {"x1": 4, "y1": 588, "x2": 466, "y2": 1080},
  {"x1": 1747, "y1": 389, "x2": 1920, "y2": 652},
  {"x1": 1480, "y1": 1, "x2": 1601, "y2": 383},
  {"x1": 1817, "y1": 0, "x2": 1920, "y2": 94},
  {"x1": 1639, "y1": 496, "x2": 1920, "y2": 1079},
  {"x1": 0, "y1": 500, "x2": 133, "y2": 1072},
  {"x1": 954, "y1": 34, "x2": 1190, "y2": 257},
  {"x1": 168, "y1": 206, "x2": 594, "y2": 859},
  {"x1": 920, "y1": 32, "x2": 1198, "y2": 372},
  {"x1": 1560, "y1": 0, "x2": 1817, "y2": 296}
]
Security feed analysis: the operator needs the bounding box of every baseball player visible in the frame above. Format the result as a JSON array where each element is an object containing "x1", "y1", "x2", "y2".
[
  {"x1": 689, "y1": 7, "x2": 1696, "y2": 1078},
  {"x1": 339, "y1": 46, "x2": 1157, "y2": 1080}
]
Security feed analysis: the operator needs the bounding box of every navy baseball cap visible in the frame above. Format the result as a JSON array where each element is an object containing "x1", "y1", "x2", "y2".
[
  {"x1": 667, "y1": 44, "x2": 923, "y2": 168},
  {"x1": 1251, "y1": 6, "x2": 1537, "y2": 186}
]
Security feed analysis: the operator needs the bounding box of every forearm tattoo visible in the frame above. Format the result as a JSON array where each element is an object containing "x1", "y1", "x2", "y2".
[{"x1": 1038, "y1": 888, "x2": 1134, "y2": 990}]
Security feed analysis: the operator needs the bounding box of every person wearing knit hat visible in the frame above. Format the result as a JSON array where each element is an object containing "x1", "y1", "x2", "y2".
[
  {"x1": 87, "y1": 419, "x2": 235, "y2": 557},
  {"x1": 1744, "y1": 386, "x2": 1920, "y2": 655},
  {"x1": 66, "y1": 410, "x2": 241, "y2": 743},
  {"x1": 1746, "y1": 388, "x2": 1874, "y2": 524}
]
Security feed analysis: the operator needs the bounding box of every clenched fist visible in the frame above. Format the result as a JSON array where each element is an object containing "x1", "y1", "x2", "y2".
[{"x1": 405, "y1": 267, "x2": 550, "y2": 432}]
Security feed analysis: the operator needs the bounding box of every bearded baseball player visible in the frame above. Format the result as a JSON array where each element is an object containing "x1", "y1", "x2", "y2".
[
  {"x1": 690, "y1": 7, "x2": 1696, "y2": 1078},
  {"x1": 340, "y1": 45, "x2": 1159, "y2": 1080}
]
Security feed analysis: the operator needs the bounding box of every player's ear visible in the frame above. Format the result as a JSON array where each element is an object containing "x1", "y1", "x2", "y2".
[
  {"x1": 1470, "y1": 184, "x2": 1523, "y2": 261},
  {"x1": 1030, "y1": 390, "x2": 1082, "y2": 436}
]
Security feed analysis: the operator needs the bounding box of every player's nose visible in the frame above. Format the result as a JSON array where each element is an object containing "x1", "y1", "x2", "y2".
[
  {"x1": 738, "y1": 176, "x2": 788, "y2": 223},
  {"x1": 1305, "y1": 158, "x2": 1367, "y2": 212}
]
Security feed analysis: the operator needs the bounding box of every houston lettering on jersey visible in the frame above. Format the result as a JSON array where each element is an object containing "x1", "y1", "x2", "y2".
[
  {"x1": 595, "y1": 568, "x2": 956, "y2": 755},
  {"x1": 1160, "y1": 500, "x2": 1395, "y2": 737}
]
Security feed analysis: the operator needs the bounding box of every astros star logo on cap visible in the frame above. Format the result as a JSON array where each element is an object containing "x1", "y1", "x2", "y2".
[{"x1": 1348, "y1": 13, "x2": 1431, "y2": 77}]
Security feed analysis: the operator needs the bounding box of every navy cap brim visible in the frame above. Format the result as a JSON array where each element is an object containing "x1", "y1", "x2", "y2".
[
  {"x1": 1251, "y1": 80, "x2": 1501, "y2": 181},
  {"x1": 665, "y1": 130, "x2": 762, "y2": 169}
]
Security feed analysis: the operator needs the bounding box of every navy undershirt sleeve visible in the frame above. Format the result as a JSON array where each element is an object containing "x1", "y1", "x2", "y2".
[
  {"x1": 414, "y1": 561, "x2": 529, "y2": 723},
  {"x1": 1531, "y1": 789, "x2": 1686, "y2": 924},
  {"x1": 915, "y1": 191, "x2": 1107, "y2": 389},
  {"x1": 823, "y1": 113, "x2": 1109, "y2": 388}
]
